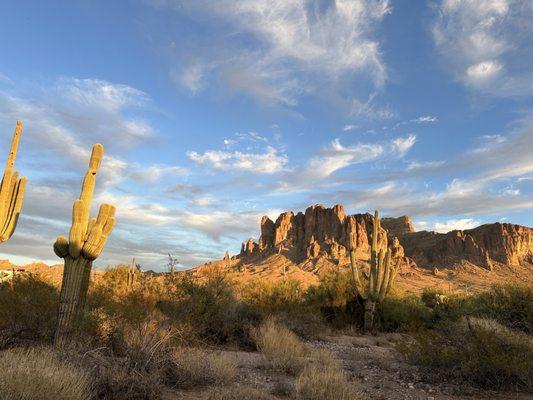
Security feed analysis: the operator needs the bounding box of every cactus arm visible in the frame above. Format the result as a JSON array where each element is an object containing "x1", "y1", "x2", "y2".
[
  {"x1": 68, "y1": 200, "x2": 85, "y2": 258},
  {"x1": 0, "y1": 122, "x2": 21, "y2": 220},
  {"x1": 0, "y1": 121, "x2": 26, "y2": 243},
  {"x1": 0, "y1": 175, "x2": 25, "y2": 241},
  {"x1": 53, "y1": 236, "x2": 69, "y2": 258},
  {"x1": 347, "y1": 218, "x2": 366, "y2": 299},
  {"x1": 378, "y1": 249, "x2": 392, "y2": 302},
  {"x1": 78, "y1": 144, "x2": 103, "y2": 239},
  {"x1": 387, "y1": 259, "x2": 399, "y2": 296}
]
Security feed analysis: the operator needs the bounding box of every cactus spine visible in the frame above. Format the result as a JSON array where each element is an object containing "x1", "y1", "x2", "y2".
[
  {"x1": 348, "y1": 210, "x2": 398, "y2": 332},
  {"x1": 54, "y1": 144, "x2": 116, "y2": 345},
  {"x1": 0, "y1": 121, "x2": 26, "y2": 243}
]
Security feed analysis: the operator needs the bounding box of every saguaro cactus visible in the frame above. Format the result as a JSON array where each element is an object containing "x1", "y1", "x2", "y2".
[
  {"x1": 348, "y1": 210, "x2": 398, "y2": 332},
  {"x1": 127, "y1": 257, "x2": 136, "y2": 288},
  {"x1": 54, "y1": 144, "x2": 116, "y2": 345},
  {"x1": 0, "y1": 121, "x2": 26, "y2": 243}
]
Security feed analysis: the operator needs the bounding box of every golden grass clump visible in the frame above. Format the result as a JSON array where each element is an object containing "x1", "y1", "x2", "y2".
[
  {"x1": 253, "y1": 317, "x2": 309, "y2": 374},
  {"x1": 294, "y1": 358, "x2": 356, "y2": 400},
  {"x1": 0, "y1": 346, "x2": 93, "y2": 400},
  {"x1": 167, "y1": 346, "x2": 236, "y2": 389}
]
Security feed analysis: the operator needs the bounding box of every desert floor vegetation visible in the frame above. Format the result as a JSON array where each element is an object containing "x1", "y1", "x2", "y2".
[{"x1": 0, "y1": 267, "x2": 531, "y2": 399}]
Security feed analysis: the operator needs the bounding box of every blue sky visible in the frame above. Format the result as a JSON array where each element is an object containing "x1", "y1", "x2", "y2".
[{"x1": 0, "y1": 0, "x2": 531, "y2": 270}]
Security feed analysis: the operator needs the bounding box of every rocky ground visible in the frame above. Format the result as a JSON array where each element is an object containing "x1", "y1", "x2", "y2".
[{"x1": 164, "y1": 333, "x2": 531, "y2": 400}]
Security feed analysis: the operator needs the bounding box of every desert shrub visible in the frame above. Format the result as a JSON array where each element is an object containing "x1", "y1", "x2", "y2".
[
  {"x1": 423, "y1": 283, "x2": 533, "y2": 333},
  {"x1": 305, "y1": 269, "x2": 360, "y2": 327},
  {"x1": 242, "y1": 278, "x2": 306, "y2": 314},
  {"x1": 294, "y1": 360, "x2": 356, "y2": 400},
  {"x1": 421, "y1": 286, "x2": 448, "y2": 308},
  {"x1": 89, "y1": 267, "x2": 159, "y2": 323},
  {"x1": 74, "y1": 318, "x2": 174, "y2": 400},
  {"x1": 400, "y1": 317, "x2": 533, "y2": 390},
  {"x1": 165, "y1": 346, "x2": 235, "y2": 389},
  {"x1": 253, "y1": 317, "x2": 308, "y2": 374},
  {"x1": 0, "y1": 346, "x2": 93, "y2": 400},
  {"x1": 90, "y1": 354, "x2": 163, "y2": 400},
  {"x1": 472, "y1": 283, "x2": 533, "y2": 333},
  {"x1": 159, "y1": 270, "x2": 260, "y2": 346},
  {"x1": 0, "y1": 274, "x2": 59, "y2": 344},
  {"x1": 274, "y1": 311, "x2": 329, "y2": 340},
  {"x1": 380, "y1": 293, "x2": 432, "y2": 332},
  {"x1": 206, "y1": 386, "x2": 278, "y2": 400}
]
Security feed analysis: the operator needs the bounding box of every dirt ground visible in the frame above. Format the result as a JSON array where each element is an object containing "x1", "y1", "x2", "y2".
[{"x1": 164, "y1": 333, "x2": 531, "y2": 400}]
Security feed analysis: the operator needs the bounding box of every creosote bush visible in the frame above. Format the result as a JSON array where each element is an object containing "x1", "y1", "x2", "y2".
[
  {"x1": 400, "y1": 317, "x2": 533, "y2": 390},
  {"x1": 0, "y1": 274, "x2": 59, "y2": 344},
  {"x1": 253, "y1": 317, "x2": 308, "y2": 374},
  {"x1": 0, "y1": 346, "x2": 93, "y2": 400}
]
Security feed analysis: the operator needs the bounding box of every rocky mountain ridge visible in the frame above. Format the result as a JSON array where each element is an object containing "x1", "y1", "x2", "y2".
[{"x1": 238, "y1": 204, "x2": 533, "y2": 271}]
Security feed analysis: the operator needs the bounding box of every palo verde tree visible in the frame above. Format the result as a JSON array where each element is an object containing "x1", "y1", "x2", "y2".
[
  {"x1": 348, "y1": 210, "x2": 399, "y2": 332},
  {"x1": 53, "y1": 144, "x2": 116, "y2": 345}
]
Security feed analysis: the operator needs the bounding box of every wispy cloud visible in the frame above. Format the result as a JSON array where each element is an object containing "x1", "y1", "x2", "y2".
[
  {"x1": 187, "y1": 145, "x2": 287, "y2": 174},
  {"x1": 411, "y1": 115, "x2": 438, "y2": 123},
  {"x1": 158, "y1": 0, "x2": 391, "y2": 106},
  {"x1": 432, "y1": 0, "x2": 533, "y2": 96},
  {"x1": 343, "y1": 124, "x2": 358, "y2": 132}
]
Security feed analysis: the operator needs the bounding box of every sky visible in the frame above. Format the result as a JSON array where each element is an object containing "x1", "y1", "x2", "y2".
[{"x1": 0, "y1": 0, "x2": 531, "y2": 270}]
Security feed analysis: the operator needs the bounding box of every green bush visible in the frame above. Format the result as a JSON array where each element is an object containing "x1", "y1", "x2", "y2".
[
  {"x1": 400, "y1": 317, "x2": 533, "y2": 390},
  {"x1": 158, "y1": 270, "x2": 260, "y2": 346},
  {"x1": 380, "y1": 294, "x2": 432, "y2": 332},
  {"x1": 0, "y1": 274, "x2": 59, "y2": 344},
  {"x1": 472, "y1": 283, "x2": 532, "y2": 333}
]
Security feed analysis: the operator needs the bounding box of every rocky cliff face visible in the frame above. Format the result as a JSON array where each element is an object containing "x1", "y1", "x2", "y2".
[
  {"x1": 240, "y1": 204, "x2": 403, "y2": 264},
  {"x1": 238, "y1": 204, "x2": 532, "y2": 271},
  {"x1": 397, "y1": 223, "x2": 533, "y2": 269}
]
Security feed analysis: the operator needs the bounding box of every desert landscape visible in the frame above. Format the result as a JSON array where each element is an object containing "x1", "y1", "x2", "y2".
[{"x1": 1, "y1": 1, "x2": 532, "y2": 399}]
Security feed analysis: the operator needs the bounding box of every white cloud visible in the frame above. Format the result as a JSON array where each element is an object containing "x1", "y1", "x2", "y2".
[
  {"x1": 411, "y1": 115, "x2": 438, "y2": 123},
  {"x1": 343, "y1": 124, "x2": 358, "y2": 132},
  {"x1": 391, "y1": 134, "x2": 416, "y2": 156},
  {"x1": 433, "y1": 218, "x2": 480, "y2": 233},
  {"x1": 432, "y1": 0, "x2": 533, "y2": 96},
  {"x1": 307, "y1": 139, "x2": 384, "y2": 179},
  {"x1": 187, "y1": 145, "x2": 287, "y2": 174},
  {"x1": 350, "y1": 92, "x2": 396, "y2": 120},
  {"x1": 407, "y1": 160, "x2": 445, "y2": 171},
  {"x1": 466, "y1": 60, "x2": 503, "y2": 81},
  {"x1": 173, "y1": 63, "x2": 207, "y2": 93},
  {"x1": 159, "y1": 0, "x2": 391, "y2": 105}
]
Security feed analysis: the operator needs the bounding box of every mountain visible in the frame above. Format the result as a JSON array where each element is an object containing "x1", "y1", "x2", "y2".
[{"x1": 194, "y1": 204, "x2": 532, "y2": 292}]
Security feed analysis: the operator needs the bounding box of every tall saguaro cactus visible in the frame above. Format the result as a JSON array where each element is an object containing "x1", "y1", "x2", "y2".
[
  {"x1": 348, "y1": 210, "x2": 398, "y2": 332},
  {"x1": 0, "y1": 121, "x2": 26, "y2": 243},
  {"x1": 54, "y1": 144, "x2": 116, "y2": 345}
]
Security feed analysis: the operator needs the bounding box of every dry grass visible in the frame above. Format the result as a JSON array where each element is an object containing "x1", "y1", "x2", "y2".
[
  {"x1": 253, "y1": 317, "x2": 308, "y2": 374},
  {"x1": 206, "y1": 385, "x2": 279, "y2": 400},
  {"x1": 294, "y1": 360, "x2": 356, "y2": 400},
  {"x1": 0, "y1": 346, "x2": 92, "y2": 400},
  {"x1": 166, "y1": 346, "x2": 236, "y2": 389}
]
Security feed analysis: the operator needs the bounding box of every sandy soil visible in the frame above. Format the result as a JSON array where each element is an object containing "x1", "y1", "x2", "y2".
[{"x1": 163, "y1": 332, "x2": 531, "y2": 400}]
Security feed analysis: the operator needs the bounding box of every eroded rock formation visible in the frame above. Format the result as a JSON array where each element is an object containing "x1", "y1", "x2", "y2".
[
  {"x1": 237, "y1": 204, "x2": 532, "y2": 271},
  {"x1": 399, "y1": 223, "x2": 533, "y2": 269},
  {"x1": 239, "y1": 204, "x2": 395, "y2": 264}
]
